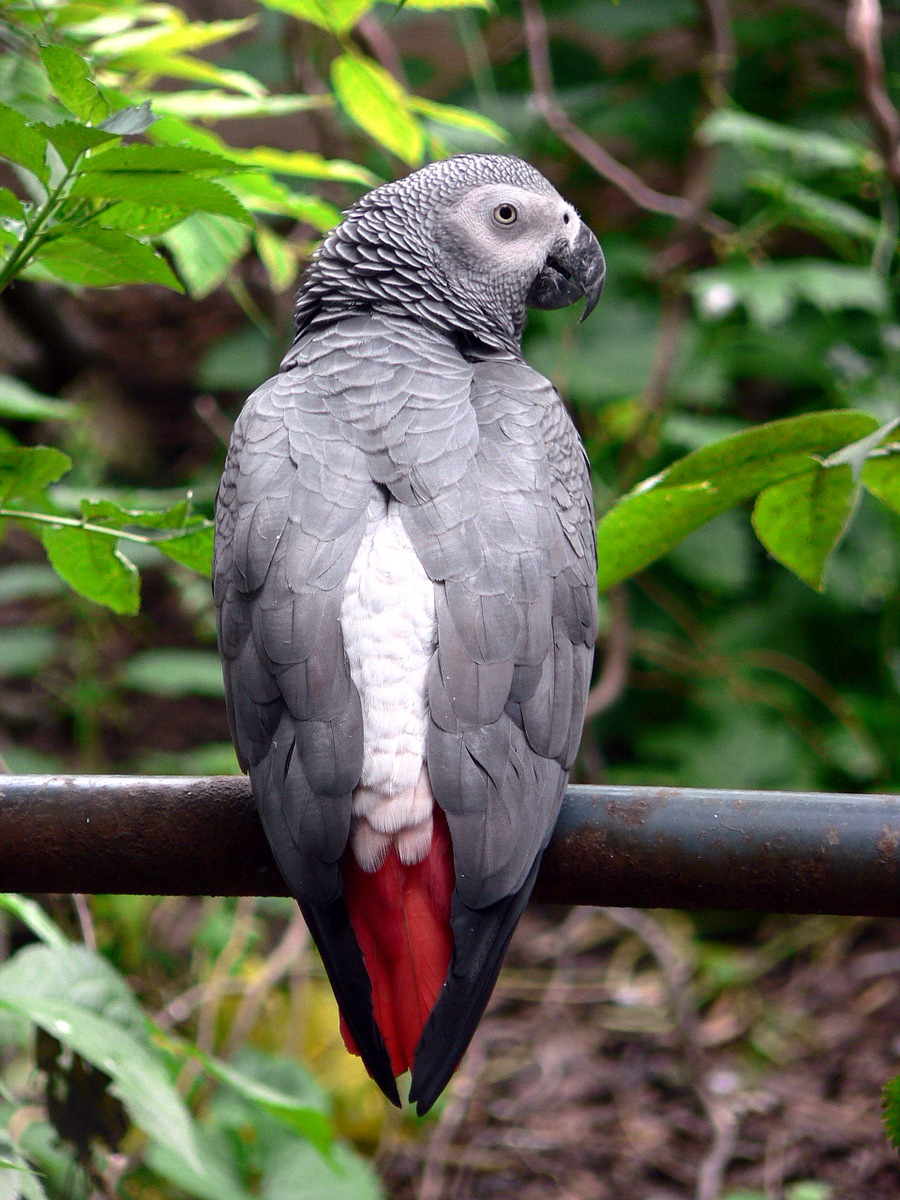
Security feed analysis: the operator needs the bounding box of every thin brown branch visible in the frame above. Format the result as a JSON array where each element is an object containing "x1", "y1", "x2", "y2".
[
  {"x1": 847, "y1": 0, "x2": 900, "y2": 186},
  {"x1": 585, "y1": 584, "x2": 630, "y2": 718},
  {"x1": 520, "y1": 0, "x2": 730, "y2": 236},
  {"x1": 357, "y1": 13, "x2": 409, "y2": 88}
]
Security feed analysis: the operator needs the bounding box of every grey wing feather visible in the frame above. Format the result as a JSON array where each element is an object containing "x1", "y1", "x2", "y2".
[{"x1": 390, "y1": 355, "x2": 597, "y2": 1110}]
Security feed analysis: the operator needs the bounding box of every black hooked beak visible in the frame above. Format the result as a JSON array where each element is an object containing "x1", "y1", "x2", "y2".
[{"x1": 525, "y1": 221, "x2": 606, "y2": 323}]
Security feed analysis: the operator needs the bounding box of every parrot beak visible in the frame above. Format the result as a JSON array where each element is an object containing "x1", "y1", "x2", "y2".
[{"x1": 525, "y1": 222, "x2": 606, "y2": 322}]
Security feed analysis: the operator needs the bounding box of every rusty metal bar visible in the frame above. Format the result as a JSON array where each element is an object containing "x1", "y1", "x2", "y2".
[{"x1": 1, "y1": 776, "x2": 899, "y2": 916}]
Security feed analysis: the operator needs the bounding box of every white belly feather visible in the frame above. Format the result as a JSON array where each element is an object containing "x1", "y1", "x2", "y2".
[{"x1": 340, "y1": 492, "x2": 437, "y2": 871}]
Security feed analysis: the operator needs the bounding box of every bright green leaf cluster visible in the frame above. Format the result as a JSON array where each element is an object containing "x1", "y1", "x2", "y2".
[
  {"x1": 0, "y1": 447, "x2": 213, "y2": 613},
  {"x1": 596, "y1": 413, "x2": 900, "y2": 594}
]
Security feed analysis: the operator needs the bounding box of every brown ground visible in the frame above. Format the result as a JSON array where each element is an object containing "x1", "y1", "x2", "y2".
[{"x1": 378, "y1": 906, "x2": 900, "y2": 1200}]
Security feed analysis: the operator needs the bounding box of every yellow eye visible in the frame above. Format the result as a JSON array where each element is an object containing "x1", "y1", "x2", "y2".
[{"x1": 492, "y1": 203, "x2": 518, "y2": 225}]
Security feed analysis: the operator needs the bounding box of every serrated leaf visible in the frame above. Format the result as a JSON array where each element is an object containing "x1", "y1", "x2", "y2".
[
  {"x1": 595, "y1": 412, "x2": 878, "y2": 591},
  {"x1": 93, "y1": 201, "x2": 189, "y2": 236},
  {"x1": 408, "y1": 97, "x2": 506, "y2": 142},
  {"x1": 752, "y1": 463, "x2": 857, "y2": 590},
  {"x1": 0, "y1": 446, "x2": 71, "y2": 504},
  {"x1": 0, "y1": 103, "x2": 49, "y2": 183},
  {"x1": 0, "y1": 376, "x2": 76, "y2": 421},
  {"x1": 156, "y1": 523, "x2": 215, "y2": 574},
  {"x1": 0, "y1": 995, "x2": 202, "y2": 1172},
  {"x1": 257, "y1": 0, "x2": 374, "y2": 33},
  {"x1": 862, "y1": 454, "x2": 900, "y2": 514},
  {"x1": 70, "y1": 171, "x2": 253, "y2": 225},
  {"x1": 79, "y1": 144, "x2": 249, "y2": 176},
  {"x1": 163, "y1": 213, "x2": 251, "y2": 297},
  {"x1": 99, "y1": 101, "x2": 157, "y2": 134},
  {"x1": 39, "y1": 44, "x2": 108, "y2": 123},
  {"x1": 33, "y1": 119, "x2": 116, "y2": 168},
  {"x1": 41, "y1": 523, "x2": 140, "y2": 614},
  {"x1": 34, "y1": 228, "x2": 182, "y2": 289},
  {"x1": 331, "y1": 54, "x2": 424, "y2": 165}
]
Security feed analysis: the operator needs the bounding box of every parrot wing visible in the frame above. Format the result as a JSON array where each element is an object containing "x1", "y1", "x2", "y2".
[
  {"x1": 213, "y1": 362, "x2": 401, "y2": 1103},
  {"x1": 406, "y1": 356, "x2": 598, "y2": 1112}
]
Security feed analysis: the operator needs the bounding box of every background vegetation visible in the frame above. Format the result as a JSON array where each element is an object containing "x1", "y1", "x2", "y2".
[{"x1": 0, "y1": 0, "x2": 898, "y2": 1196}]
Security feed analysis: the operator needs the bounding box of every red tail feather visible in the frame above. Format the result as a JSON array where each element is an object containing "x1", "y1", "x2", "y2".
[{"x1": 341, "y1": 809, "x2": 454, "y2": 1078}]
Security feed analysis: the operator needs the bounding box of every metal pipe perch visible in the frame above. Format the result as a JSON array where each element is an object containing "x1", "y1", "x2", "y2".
[{"x1": 0, "y1": 776, "x2": 898, "y2": 916}]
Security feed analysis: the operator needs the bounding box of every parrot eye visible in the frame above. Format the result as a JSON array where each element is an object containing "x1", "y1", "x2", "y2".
[{"x1": 492, "y1": 203, "x2": 518, "y2": 226}]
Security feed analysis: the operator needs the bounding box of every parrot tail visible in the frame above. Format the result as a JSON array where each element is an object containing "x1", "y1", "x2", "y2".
[{"x1": 341, "y1": 807, "x2": 455, "y2": 1080}]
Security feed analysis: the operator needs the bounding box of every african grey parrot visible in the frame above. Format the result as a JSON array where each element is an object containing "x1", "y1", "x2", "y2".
[{"x1": 213, "y1": 153, "x2": 604, "y2": 1114}]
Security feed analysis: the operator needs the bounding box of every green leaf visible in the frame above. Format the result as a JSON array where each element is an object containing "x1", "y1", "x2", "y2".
[
  {"x1": 198, "y1": 1053, "x2": 332, "y2": 1151},
  {"x1": 752, "y1": 463, "x2": 857, "y2": 590},
  {"x1": 0, "y1": 188, "x2": 24, "y2": 220},
  {"x1": 144, "y1": 91, "x2": 329, "y2": 120},
  {"x1": 70, "y1": 171, "x2": 253, "y2": 225},
  {"x1": 80, "y1": 497, "x2": 191, "y2": 530},
  {"x1": 862, "y1": 454, "x2": 900, "y2": 515},
  {"x1": 750, "y1": 173, "x2": 883, "y2": 245},
  {"x1": 145, "y1": 1129, "x2": 253, "y2": 1200},
  {"x1": 691, "y1": 261, "x2": 889, "y2": 327},
  {"x1": 401, "y1": 0, "x2": 490, "y2": 7},
  {"x1": 41, "y1": 523, "x2": 140, "y2": 614},
  {"x1": 38, "y1": 44, "x2": 108, "y2": 123},
  {"x1": 0, "y1": 995, "x2": 202, "y2": 1172},
  {"x1": 162, "y1": 213, "x2": 251, "y2": 297},
  {"x1": 34, "y1": 228, "x2": 182, "y2": 289},
  {"x1": 408, "y1": 97, "x2": 506, "y2": 143},
  {"x1": 256, "y1": 225, "x2": 298, "y2": 292},
  {"x1": 883, "y1": 1074, "x2": 900, "y2": 1151},
  {"x1": 257, "y1": 0, "x2": 375, "y2": 34},
  {"x1": 0, "y1": 446, "x2": 71, "y2": 504},
  {"x1": 121, "y1": 649, "x2": 224, "y2": 698},
  {"x1": 700, "y1": 110, "x2": 876, "y2": 174},
  {"x1": 92, "y1": 17, "x2": 257, "y2": 62},
  {"x1": 0, "y1": 376, "x2": 76, "y2": 421},
  {"x1": 230, "y1": 173, "x2": 340, "y2": 230},
  {"x1": 79, "y1": 143, "x2": 250, "y2": 176},
  {"x1": 595, "y1": 412, "x2": 878, "y2": 591},
  {"x1": 331, "y1": 54, "x2": 424, "y2": 165},
  {"x1": 0, "y1": 944, "x2": 145, "y2": 1034},
  {"x1": 261, "y1": 1140, "x2": 383, "y2": 1200},
  {"x1": 149, "y1": 116, "x2": 379, "y2": 186},
  {"x1": 0, "y1": 895, "x2": 67, "y2": 949},
  {"x1": 33, "y1": 119, "x2": 116, "y2": 168},
  {"x1": 156, "y1": 524, "x2": 215, "y2": 574},
  {"x1": 0, "y1": 103, "x2": 49, "y2": 183},
  {"x1": 99, "y1": 101, "x2": 157, "y2": 134}
]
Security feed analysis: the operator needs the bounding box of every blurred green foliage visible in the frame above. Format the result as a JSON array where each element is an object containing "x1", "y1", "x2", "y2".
[{"x1": 0, "y1": 0, "x2": 898, "y2": 1191}]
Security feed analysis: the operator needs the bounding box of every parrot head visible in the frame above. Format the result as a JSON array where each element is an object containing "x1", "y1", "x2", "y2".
[{"x1": 294, "y1": 153, "x2": 606, "y2": 351}]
